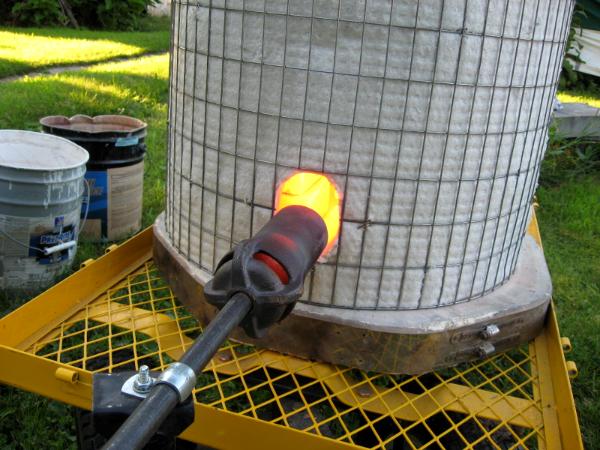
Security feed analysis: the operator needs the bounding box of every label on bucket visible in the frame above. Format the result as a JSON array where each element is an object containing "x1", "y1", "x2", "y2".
[
  {"x1": 28, "y1": 216, "x2": 76, "y2": 265},
  {"x1": 0, "y1": 211, "x2": 79, "y2": 291},
  {"x1": 115, "y1": 136, "x2": 140, "y2": 147},
  {"x1": 81, "y1": 161, "x2": 143, "y2": 241},
  {"x1": 83, "y1": 171, "x2": 109, "y2": 239}
]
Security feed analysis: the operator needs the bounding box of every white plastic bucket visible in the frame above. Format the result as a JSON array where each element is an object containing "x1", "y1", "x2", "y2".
[{"x1": 0, "y1": 130, "x2": 89, "y2": 292}]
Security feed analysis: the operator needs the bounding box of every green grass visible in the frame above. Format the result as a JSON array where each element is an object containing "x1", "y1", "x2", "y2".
[
  {"x1": 0, "y1": 390, "x2": 76, "y2": 449},
  {"x1": 0, "y1": 53, "x2": 169, "y2": 449},
  {"x1": 558, "y1": 91, "x2": 600, "y2": 108},
  {"x1": 0, "y1": 44, "x2": 598, "y2": 448},
  {"x1": 539, "y1": 86, "x2": 600, "y2": 449},
  {"x1": 0, "y1": 53, "x2": 168, "y2": 230},
  {"x1": 557, "y1": 81, "x2": 600, "y2": 108},
  {"x1": 0, "y1": 19, "x2": 170, "y2": 79},
  {"x1": 537, "y1": 175, "x2": 600, "y2": 450}
]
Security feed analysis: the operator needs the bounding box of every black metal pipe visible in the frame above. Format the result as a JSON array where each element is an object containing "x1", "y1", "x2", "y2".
[
  {"x1": 102, "y1": 383, "x2": 179, "y2": 450},
  {"x1": 102, "y1": 293, "x2": 252, "y2": 450},
  {"x1": 179, "y1": 292, "x2": 252, "y2": 373}
]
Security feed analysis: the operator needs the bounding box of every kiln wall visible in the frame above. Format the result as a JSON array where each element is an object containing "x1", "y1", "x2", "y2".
[{"x1": 166, "y1": 0, "x2": 573, "y2": 309}]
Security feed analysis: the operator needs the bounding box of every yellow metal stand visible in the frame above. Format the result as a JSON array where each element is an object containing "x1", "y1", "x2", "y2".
[{"x1": 0, "y1": 216, "x2": 583, "y2": 450}]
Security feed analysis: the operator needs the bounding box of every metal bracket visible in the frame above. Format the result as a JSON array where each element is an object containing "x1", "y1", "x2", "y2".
[
  {"x1": 121, "y1": 363, "x2": 196, "y2": 403},
  {"x1": 93, "y1": 371, "x2": 195, "y2": 444}
]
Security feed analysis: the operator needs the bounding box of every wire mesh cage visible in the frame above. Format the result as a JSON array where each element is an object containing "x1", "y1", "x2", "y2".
[{"x1": 165, "y1": 0, "x2": 573, "y2": 311}]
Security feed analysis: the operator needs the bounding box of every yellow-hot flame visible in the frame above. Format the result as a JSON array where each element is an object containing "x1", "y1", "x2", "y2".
[{"x1": 275, "y1": 172, "x2": 341, "y2": 255}]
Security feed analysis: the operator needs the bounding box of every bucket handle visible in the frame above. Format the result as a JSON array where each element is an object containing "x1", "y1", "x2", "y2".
[
  {"x1": 79, "y1": 178, "x2": 91, "y2": 239},
  {"x1": 0, "y1": 179, "x2": 91, "y2": 256}
]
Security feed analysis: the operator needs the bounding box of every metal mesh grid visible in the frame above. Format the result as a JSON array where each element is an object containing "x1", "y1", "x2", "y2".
[
  {"x1": 166, "y1": 0, "x2": 574, "y2": 310},
  {"x1": 28, "y1": 261, "x2": 549, "y2": 449}
]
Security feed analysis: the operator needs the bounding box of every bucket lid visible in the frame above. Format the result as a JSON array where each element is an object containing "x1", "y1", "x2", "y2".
[
  {"x1": 40, "y1": 114, "x2": 147, "y2": 135},
  {"x1": 0, "y1": 130, "x2": 89, "y2": 171}
]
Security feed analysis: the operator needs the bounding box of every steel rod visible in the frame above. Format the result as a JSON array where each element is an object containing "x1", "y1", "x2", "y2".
[
  {"x1": 103, "y1": 292, "x2": 252, "y2": 450},
  {"x1": 179, "y1": 292, "x2": 252, "y2": 373}
]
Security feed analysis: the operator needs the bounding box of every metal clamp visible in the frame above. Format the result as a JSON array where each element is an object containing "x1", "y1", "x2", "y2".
[{"x1": 156, "y1": 362, "x2": 196, "y2": 403}]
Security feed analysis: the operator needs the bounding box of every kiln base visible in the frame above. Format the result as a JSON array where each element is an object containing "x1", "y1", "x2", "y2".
[{"x1": 153, "y1": 213, "x2": 551, "y2": 374}]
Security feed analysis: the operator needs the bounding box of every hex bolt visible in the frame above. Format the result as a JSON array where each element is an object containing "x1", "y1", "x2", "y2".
[
  {"x1": 356, "y1": 385, "x2": 373, "y2": 398},
  {"x1": 480, "y1": 324, "x2": 500, "y2": 340},
  {"x1": 477, "y1": 342, "x2": 496, "y2": 359},
  {"x1": 217, "y1": 351, "x2": 233, "y2": 362},
  {"x1": 133, "y1": 365, "x2": 154, "y2": 394},
  {"x1": 139, "y1": 366, "x2": 150, "y2": 383}
]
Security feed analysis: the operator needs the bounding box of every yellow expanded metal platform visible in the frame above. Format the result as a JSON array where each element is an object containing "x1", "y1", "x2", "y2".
[{"x1": 0, "y1": 216, "x2": 583, "y2": 450}]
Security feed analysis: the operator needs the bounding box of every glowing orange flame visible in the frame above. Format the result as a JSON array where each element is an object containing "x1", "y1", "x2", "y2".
[{"x1": 275, "y1": 172, "x2": 341, "y2": 254}]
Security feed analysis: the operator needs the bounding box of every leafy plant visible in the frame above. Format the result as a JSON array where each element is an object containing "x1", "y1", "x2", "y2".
[
  {"x1": 10, "y1": 0, "x2": 67, "y2": 27},
  {"x1": 3, "y1": 0, "x2": 160, "y2": 30},
  {"x1": 541, "y1": 125, "x2": 600, "y2": 185},
  {"x1": 0, "y1": 1, "x2": 15, "y2": 21},
  {"x1": 96, "y1": 0, "x2": 159, "y2": 31},
  {"x1": 560, "y1": 4, "x2": 587, "y2": 90}
]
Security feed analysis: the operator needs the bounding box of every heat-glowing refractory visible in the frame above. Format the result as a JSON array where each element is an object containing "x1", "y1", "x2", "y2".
[{"x1": 275, "y1": 172, "x2": 341, "y2": 254}]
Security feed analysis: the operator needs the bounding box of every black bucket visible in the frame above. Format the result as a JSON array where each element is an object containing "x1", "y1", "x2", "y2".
[{"x1": 40, "y1": 115, "x2": 147, "y2": 242}]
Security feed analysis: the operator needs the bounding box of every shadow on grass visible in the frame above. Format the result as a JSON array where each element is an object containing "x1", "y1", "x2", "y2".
[
  {"x1": 0, "y1": 22, "x2": 170, "y2": 79},
  {"x1": 0, "y1": 19, "x2": 170, "y2": 46},
  {"x1": 0, "y1": 385, "x2": 77, "y2": 449},
  {"x1": 0, "y1": 73, "x2": 167, "y2": 125},
  {"x1": 0, "y1": 58, "x2": 35, "y2": 78}
]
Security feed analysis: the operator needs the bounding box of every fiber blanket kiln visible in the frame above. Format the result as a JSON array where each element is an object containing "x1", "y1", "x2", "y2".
[{"x1": 154, "y1": 0, "x2": 574, "y2": 373}]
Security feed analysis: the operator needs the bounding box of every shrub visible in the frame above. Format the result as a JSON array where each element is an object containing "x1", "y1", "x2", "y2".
[
  {"x1": 560, "y1": 4, "x2": 587, "y2": 90},
  {"x1": 10, "y1": 0, "x2": 66, "y2": 27},
  {"x1": 3, "y1": 0, "x2": 159, "y2": 30},
  {"x1": 0, "y1": 1, "x2": 15, "y2": 22},
  {"x1": 66, "y1": 0, "x2": 160, "y2": 30},
  {"x1": 96, "y1": 0, "x2": 158, "y2": 31},
  {"x1": 541, "y1": 126, "x2": 600, "y2": 186}
]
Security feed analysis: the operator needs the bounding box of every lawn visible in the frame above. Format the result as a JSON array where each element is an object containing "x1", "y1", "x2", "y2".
[
  {"x1": 0, "y1": 31, "x2": 598, "y2": 449},
  {"x1": 558, "y1": 90, "x2": 600, "y2": 109},
  {"x1": 0, "y1": 18, "x2": 170, "y2": 79},
  {"x1": 537, "y1": 175, "x2": 600, "y2": 449},
  {"x1": 557, "y1": 77, "x2": 600, "y2": 109},
  {"x1": 0, "y1": 53, "x2": 168, "y2": 232},
  {"x1": 0, "y1": 53, "x2": 169, "y2": 294},
  {"x1": 0, "y1": 53, "x2": 169, "y2": 448}
]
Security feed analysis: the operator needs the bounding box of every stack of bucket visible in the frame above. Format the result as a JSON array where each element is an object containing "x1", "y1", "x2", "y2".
[
  {"x1": 41, "y1": 115, "x2": 147, "y2": 242},
  {"x1": 0, "y1": 115, "x2": 146, "y2": 293}
]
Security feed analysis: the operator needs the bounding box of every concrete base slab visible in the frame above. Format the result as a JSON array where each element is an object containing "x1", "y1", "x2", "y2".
[
  {"x1": 153, "y1": 213, "x2": 552, "y2": 374},
  {"x1": 553, "y1": 102, "x2": 600, "y2": 139}
]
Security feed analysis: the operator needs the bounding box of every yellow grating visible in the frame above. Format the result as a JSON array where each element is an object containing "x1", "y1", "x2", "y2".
[{"x1": 25, "y1": 261, "x2": 548, "y2": 450}]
